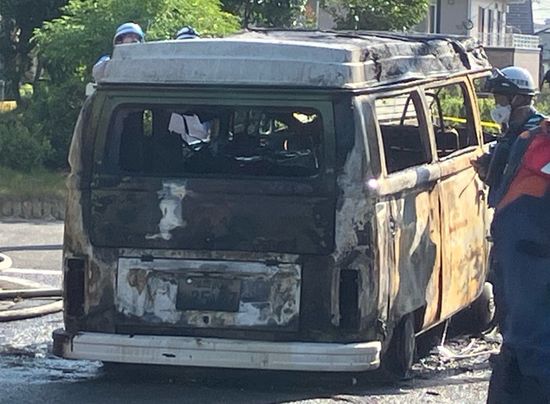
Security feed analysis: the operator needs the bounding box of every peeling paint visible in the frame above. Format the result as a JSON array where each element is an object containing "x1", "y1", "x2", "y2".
[
  {"x1": 116, "y1": 259, "x2": 300, "y2": 329},
  {"x1": 146, "y1": 181, "x2": 189, "y2": 240}
]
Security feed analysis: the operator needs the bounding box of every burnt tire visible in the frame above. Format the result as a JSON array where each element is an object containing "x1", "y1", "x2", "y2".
[
  {"x1": 452, "y1": 282, "x2": 496, "y2": 335},
  {"x1": 379, "y1": 313, "x2": 416, "y2": 380},
  {"x1": 473, "y1": 282, "x2": 496, "y2": 332}
]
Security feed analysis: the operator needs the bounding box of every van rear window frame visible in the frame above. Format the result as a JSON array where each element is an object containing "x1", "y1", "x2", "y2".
[{"x1": 97, "y1": 96, "x2": 334, "y2": 181}]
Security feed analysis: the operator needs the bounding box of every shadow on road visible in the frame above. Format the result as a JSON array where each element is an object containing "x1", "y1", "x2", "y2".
[{"x1": 0, "y1": 342, "x2": 491, "y2": 404}]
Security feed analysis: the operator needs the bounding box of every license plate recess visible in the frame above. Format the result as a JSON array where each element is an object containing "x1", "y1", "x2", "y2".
[{"x1": 176, "y1": 276, "x2": 241, "y2": 312}]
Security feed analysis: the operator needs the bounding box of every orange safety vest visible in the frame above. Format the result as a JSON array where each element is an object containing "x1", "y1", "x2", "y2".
[{"x1": 497, "y1": 119, "x2": 550, "y2": 211}]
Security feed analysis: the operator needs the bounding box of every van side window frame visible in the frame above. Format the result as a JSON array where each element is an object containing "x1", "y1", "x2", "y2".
[
  {"x1": 468, "y1": 71, "x2": 499, "y2": 146},
  {"x1": 423, "y1": 77, "x2": 481, "y2": 160},
  {"x1": 372, "y1": 88, "x2": 434, "y2": 176}
]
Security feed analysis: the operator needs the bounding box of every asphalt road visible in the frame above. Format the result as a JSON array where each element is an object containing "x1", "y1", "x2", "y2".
[{"x1": 0, "y1": 219, "x2": 492, "y2": 404}]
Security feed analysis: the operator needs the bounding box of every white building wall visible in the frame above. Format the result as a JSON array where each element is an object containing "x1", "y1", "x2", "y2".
[
  {"x1": 438, "y1": 1, "x2": 468, "y2": 35},
  {"x1": 434, "y1": 0, "x2": 507, "y2": 37}
]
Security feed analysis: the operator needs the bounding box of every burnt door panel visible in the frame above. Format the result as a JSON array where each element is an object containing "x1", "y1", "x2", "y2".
[
  {"x1": 387, "y1": 180, "x2": 441, "y2": 324},
  {"x1": 90, "y1": 179, "x2": 334, "y2": 255},
  {"x1": 438, "y1": 153, "x2": 487, "y2": 319}
]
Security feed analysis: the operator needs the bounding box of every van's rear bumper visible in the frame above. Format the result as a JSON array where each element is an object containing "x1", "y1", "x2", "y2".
[{"x1": 53, "y1": 329, "x2": 381, "y2": 372}]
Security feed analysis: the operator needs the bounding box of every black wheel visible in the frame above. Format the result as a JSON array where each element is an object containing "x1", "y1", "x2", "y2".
[
  {"x1": 451, "y1": 282, "x2": 496, "y2": 335},
  {"x1": 473, "y1": 282, "x2": 496, "y2": 331},
  {"x1": 379, "y1": 313, "x2": 416, "y2": 380}
]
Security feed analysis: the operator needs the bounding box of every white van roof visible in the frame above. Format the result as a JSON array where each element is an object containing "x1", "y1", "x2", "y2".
[{"x1": 100, "y1": 30, "x2": 491, "y2": 89}]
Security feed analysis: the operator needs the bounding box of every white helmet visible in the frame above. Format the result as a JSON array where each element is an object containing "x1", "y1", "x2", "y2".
[
  {"x1": 175, "y1": 26, "x2": 200, "y2": 40},
  {"x1": 113, "y1": 22, "x2": 145, "y2": 45},
  {"x1": 485, "y1": 66, "x2": 538, "y2": 96}
]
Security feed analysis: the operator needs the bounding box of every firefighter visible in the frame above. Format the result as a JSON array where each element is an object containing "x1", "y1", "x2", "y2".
[
  {"x1": 92, "y1": 22, "x2": 145, "y2": 82},
  {"x1": 485, "y1": 117, "x2": 550, "y2": 403},
  {"x1": 174, "y1": 26, "x2": 200, "y2": 40},
  {"x1": 472, "y1": 66, "x2": 545, "y2": 206},
  {"x1": 471, "y1": 67, "x2": 549, "y2": 402},
  {"x1": 472, "y1": 67, "x2": 545, "y2": 336},
  {"x1": 480, "y1": 69, "x2": 550, "y2": 403}
]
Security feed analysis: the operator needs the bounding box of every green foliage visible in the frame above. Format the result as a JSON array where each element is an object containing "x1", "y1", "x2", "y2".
[
  {"x1": 0, "y1": 112, "x2": 52, "y2": 170},
  {"x1": 536, "y1": 87, "x2": 550, "y2": 116},
  {"x1": 477, "y1": 97, "x2": 495, "y2": 122},
  {"x1": 0, "y1": 0, "x2": 67, "y2": 100},
  {"x1": 437, "y1": 86, "x2": 466, "y2": 118},
  {"x1": 21, "y1": 0, "x2": 239, "y2": 169},
  {"x1": 0, "y1": 165, "x2": 66, "y2": 199},
  {"x1": 34, "y1": 0, "x2": 239, "y2": 83},
  {"x1": 221, "y1": 0, "x2": 308, "y2": 28},
  {"x1": 19, "y1": 84, "x2": 34, "y2": 100},
  {"x1": 322, "y1": 0, "x2": 430, "y2": 30},
  {"x1": 25, "y1": 78, "x2": 83, "y2": 168}
]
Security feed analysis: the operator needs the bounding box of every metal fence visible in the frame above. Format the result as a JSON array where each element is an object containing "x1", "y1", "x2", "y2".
[{"x1": 474, "y1": 32, "x2": 540, "y2": 49}]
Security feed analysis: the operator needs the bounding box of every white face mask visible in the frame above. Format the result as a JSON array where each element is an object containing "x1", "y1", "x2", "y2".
[{"x1": 490, "y1": 104, "x2": 512, "y2": 124}]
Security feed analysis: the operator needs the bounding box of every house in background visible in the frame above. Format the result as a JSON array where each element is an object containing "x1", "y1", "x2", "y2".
[
  {"x1": 507, "y1": 0, "x2": 534, "y2": 34},
  {"x1": 415, "y1": 0, "x2": 541, "y2": 82},
  {"x1": 312, "y1": 0, "x2": 541, "y2": 81},
  {"x1": 537, "y1": 23, "x2": 550, "y2": 74}
]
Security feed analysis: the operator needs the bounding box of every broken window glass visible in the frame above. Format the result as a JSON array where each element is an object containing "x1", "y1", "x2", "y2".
[{"x1": 110, "y1": 105, "x2": 322, "y2": 177}]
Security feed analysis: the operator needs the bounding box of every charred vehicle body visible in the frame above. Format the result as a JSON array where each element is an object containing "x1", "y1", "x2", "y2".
[{"x1": 53, "y1": 30, "x2": 494, "y2": 377}]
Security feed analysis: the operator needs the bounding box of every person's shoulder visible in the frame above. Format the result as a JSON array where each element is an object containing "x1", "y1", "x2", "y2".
[
  {"x1": 93, "y1": 55, "x2": 111, "y2": 82},
  {"x1": 94, "y1": 55, "x2": 110, "y2": 66},
  {"x1": 529, "y1": 109, "x2": 546, "y2": 123}
]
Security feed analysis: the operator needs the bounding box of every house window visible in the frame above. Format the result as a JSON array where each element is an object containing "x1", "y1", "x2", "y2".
[
  {"x1": 429, "y1": 3, "x2": 437, "y2": 33},
  {"x1": 479, "y1": 7, "x2": 485, "y2": 34}
]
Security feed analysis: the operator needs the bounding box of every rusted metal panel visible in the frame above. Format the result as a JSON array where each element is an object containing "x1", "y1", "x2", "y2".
[
  {"x1": 89, "y1": 180, "x2": 334, "y2": 255},
  {"x1": 63, "y1": 97, "x2": 118, "y2": 333},
  {"x1": 62, "y1": 54, "x2": 491, "y2": 352},
  {"x1": 438, "y1": 152, "x2": 487, "y2": 319},
  {"x1": 103, "y1": 31, "x2": 490, "y2": 89},
  {"x1": 116, "y1": 258, "x2": 301, "y2": 329},
  {"x1": 329, "y1": 96, "x2": 379, "y2": 332},
  {"x1": 388, "y1": 182, "x2": 440, "y2": 321}
]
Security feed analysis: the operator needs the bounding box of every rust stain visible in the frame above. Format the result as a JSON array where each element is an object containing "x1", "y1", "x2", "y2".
[{"x1": 127, "y1": 268, "x2": 148, "y2": 294}]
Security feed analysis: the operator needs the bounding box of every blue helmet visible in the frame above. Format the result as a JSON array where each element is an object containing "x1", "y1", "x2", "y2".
[
  {"x1": 175, "y1": 26, "x2": 200, "y2": 40},
  {"x1": 113, "y1": 22, "x2": 144, "y2": 45}
]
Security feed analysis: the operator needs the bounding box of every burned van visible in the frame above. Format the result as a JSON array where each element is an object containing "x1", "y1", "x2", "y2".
[{"x1": 53, "y1": 30, "x2": 494, "y2": 377}]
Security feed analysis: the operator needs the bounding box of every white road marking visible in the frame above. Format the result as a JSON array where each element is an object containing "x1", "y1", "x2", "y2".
[
  {"x1": 0, "y1": 275, "x2": 47, "y2": 289},
  {"x1": 0, "y1": 268, "x2": 62, "y2": 275}
]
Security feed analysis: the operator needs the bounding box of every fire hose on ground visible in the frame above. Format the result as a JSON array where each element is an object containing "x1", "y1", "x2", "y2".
[{"x1": 0, "y1": 245, "x2": 63, "y2": 322}]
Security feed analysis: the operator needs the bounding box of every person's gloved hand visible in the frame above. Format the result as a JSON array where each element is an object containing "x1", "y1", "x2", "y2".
[{"x1": 471, "y1": 153, "x2": 492, "y2": 182}]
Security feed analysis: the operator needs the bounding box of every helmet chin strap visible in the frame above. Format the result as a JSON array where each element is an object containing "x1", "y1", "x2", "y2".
[
  {"x1": 509, "y1": 104, "x2": 534, "y2": 130},
  {"x1": 510, "y1": 95, "x2": 533, "y2": 109}
]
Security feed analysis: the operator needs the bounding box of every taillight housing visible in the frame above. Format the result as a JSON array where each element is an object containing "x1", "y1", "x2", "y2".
[{"x1": 65, "y1": 257, "x2": 86, "y2": 317}]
